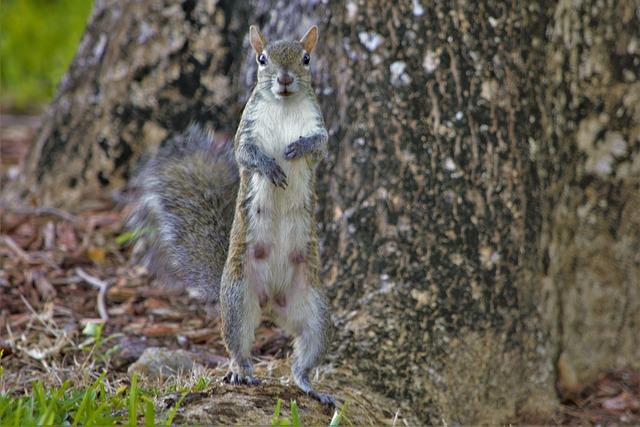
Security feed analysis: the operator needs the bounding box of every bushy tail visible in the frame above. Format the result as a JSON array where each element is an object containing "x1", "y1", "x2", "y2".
[{"x1": 128, "y1": 124, "x2": 238, "y2": 303}]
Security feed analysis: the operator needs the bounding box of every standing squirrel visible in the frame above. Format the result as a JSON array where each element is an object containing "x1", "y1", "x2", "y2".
[
  {"x1": 220, "y1": 25, "x2": 333, "y2": 405},
  {"x1": 130, "y1": 25, "x2": 334, "y2": 405}
]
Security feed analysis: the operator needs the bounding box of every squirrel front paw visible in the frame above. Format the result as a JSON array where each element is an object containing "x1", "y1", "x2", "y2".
[
  {"x1": 284, "y1": 138, "x2": 309, "y2": 160},
  {"x1": 262, "y1": 157, "x2": 288, "y2": 189}
]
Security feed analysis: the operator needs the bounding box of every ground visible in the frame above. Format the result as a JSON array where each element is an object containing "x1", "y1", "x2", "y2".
[{"x1": 1, "y1": 115, "x2": 639, "y2": 424}]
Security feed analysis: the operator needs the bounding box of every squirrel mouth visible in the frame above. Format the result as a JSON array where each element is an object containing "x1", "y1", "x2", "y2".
[{"x1": 275, "y1": 85, "x2": 295, "y2": 97}]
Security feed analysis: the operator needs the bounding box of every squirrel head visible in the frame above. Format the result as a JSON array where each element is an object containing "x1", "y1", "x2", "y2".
[{"x1": 249, "y1": 25, "x2": 318, "y2": 100}]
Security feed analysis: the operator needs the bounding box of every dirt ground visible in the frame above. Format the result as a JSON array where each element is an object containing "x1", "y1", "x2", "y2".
[{"x1": 1, "y1": 114, "x2": 639, "y2": 424}]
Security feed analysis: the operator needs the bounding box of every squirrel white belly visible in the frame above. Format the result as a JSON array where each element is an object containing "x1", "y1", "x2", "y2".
[{"x1": 247, "y1": 97, "x2": 316, "y2": 295}]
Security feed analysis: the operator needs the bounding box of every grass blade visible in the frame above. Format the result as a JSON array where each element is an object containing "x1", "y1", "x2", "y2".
[
  {"x1": 271, "y1": 398, "x2": 283, "y2": 426},
  {"x1": 290, "y1": 400, "x2": 300, "y2": 427},
  {"x1": 12, "y1": 399, "x2": 25, "y2": 427},
  {"x1": 33, "y1": 381, "x2": 45, "y2": 410},
  {"x1": 163, "y1": 393, "x2": 185, "y2": 427},
  {"x1": 74, "y1": 372, "x2": 107, "y2": 427},
  {"x1": 143, "y1": 397, "x2": 155, "y2": 427},
  {"x1": 329, "y1": 401, "x2": 349, "y2": 427},
  {"x1": 128, "y1": 374, "x2": 139, "y2": 427}
]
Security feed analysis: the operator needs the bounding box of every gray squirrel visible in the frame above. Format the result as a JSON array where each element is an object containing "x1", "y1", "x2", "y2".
[{"x1": 129, "y1": 25, "x2": 334, "y2": 405}]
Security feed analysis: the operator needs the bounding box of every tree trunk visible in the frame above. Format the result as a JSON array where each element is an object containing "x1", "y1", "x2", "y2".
[
  {"x1": 9, "y1": 0, "x2": 639, "y2": 423},
  {"x1": 540, "y1": 0, "x2": 640, "y2": 396}
]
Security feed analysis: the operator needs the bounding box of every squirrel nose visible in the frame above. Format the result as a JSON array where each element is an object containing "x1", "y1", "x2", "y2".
[{"x1": 277, "y1": 74, "x2": 294, "y2": 86}]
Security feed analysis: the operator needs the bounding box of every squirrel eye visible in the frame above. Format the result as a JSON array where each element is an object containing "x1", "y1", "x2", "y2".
[
  {"x1": 302, "y1": 53, "x2": 310, "y2": 65},
  {"x1": 258, "y1": 54, "x2": 267, "y2": 65}
]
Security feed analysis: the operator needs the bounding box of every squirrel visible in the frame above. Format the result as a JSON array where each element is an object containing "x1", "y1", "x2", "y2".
[{"x1": 129, "y1": 25, "x2": 334, "y2": 405}]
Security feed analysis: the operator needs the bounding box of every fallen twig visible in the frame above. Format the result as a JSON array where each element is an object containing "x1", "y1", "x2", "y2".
[
  {"x1": 19, "y1": 295, "x2": 57, "y2": 336},
  {"x1": 34, "y1": 273, "x2": 57, "y2": 300},
  {"x1": 50, "y1": 275, "x2": 84, "y2": 285},
  {"x1": 8, "y1": 299, "x2": 75, "y2": 361},
  {"x1": 16, "y1": 333, "x2": 73, "y2": 361},
  {"x1": 1, "y1": 235, "x2": 33, "y2": 263},
  {"x1": 28, "y1": 251, "x2": 60, "y2": 270},
  {"x1": 1, "y1": 205, "x2": 77, "y2": 223},
  {"x1": 76, "y1": 268, "x2": 110, "y2": 321}
]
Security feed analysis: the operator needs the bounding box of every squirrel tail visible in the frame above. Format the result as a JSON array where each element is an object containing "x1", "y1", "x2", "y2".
[{"x1": 128, "y1": 124, "x2": 238, "y2": 303}]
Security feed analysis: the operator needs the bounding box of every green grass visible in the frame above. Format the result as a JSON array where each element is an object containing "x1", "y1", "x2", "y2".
[
  {"x1": 272, "y1": 399, "x2": 301, "y2": 427},
  {"x1": 1, "y1": 375, "x2": 121, "y2": 426},
  {"x1": 271, "y1": 399, "x2": 347, "y2": 427},
  {"x1": 0, "y1": 327, "x2": 187, "y2": 427},
  {"x1": 0, "y1": 373, "x2": 186, "y2": 427},
  {"x1": 0, "y1": 0, "x2": 94, "y2": 111}
]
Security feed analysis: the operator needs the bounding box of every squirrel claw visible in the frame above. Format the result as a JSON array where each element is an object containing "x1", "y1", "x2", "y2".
[
  {"x1": 284, "y1": 141, "x2": 305, "y2": 160},
  {"x1": 271, "y1": 175, "x2": 287, "y2": 189},
  {"x1": 307, "y1": 390, "x2": 336, "y2": 406},
  {"x1": 264, "y1": 160, "x2": 287, "y2": 189},
  {"x1": 223, "y1": 371, "x2": 261, "y2": 386}
]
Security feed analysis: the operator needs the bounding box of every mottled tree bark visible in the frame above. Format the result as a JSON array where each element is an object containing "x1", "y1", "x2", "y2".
[
  {"x1": 315, "y1": 1, "x2": 556, "y2": 421},
  {"x1": 9, "y1": 0, "x2": 639, "y2": 423},
  {"x1": 540, "y1": 0, "x2": 640, "y2": 396}
]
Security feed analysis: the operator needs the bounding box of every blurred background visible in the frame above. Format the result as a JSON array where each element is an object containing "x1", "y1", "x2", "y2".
[
  {"x1": 1, "y1": 0, "x2": 93, "y2": 112},
  {"x1": 1, "y1": 0, "x2": 94, "y2": 183}
]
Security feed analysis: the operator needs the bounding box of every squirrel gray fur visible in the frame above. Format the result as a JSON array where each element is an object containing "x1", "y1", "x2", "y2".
[
  {"x1": 130, "y1": 25, "x2": 335, "y2": 405},
  {"x1": 128, "y1": 125, "x2": 238, "y2": 303}
]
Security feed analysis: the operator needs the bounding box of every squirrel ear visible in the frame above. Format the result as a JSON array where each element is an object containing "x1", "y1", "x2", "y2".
[
  {"x1": 300, "y1": 25, "x2": 318, "y2": 52},
  {"x1": 249, "y1": 25, "x2": 267, "y2": 54}
]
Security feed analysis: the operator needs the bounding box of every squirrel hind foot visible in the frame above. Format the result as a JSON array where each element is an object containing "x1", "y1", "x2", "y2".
[
  {"x1": 222, "y1": 371, "x2": 262, "y2": 386},
  {"x1": 306, "y1": 390, "x2": 336, "y2": 407},
  {"x1": 293, "y1": 370, "x2": 336, "y2": 406}
]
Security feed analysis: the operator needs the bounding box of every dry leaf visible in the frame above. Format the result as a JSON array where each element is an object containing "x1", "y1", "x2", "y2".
[
  {"x1": 144, "y1": 297, "x2": 168, "y2": 310},
  {"x1": 34, "y1": 273, "x2": 56, "y2": 300},
  {"x1": 56, "y1": 222, "x2": 78, "y2": 251},
  {"x1": 182, "y1": 328, "x2": 217, "y2": 343},
  {"x1": 107, "y1": 285, "x2": 138, "y2": 301},
  {"x1": 87, "y1": 246, "x2": 106, "y2": 264},
  {"x1": 138, "y1": 323, "x2": 181, "y2": 337},
  {"x1": 602, "y1": 391, "x2": 640, "y2": 411}
]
